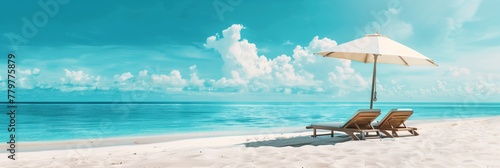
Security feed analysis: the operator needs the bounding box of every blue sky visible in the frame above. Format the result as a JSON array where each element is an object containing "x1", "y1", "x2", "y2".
[{"x1": 1, "y1": 0, "x2": 499, "y2": 102}]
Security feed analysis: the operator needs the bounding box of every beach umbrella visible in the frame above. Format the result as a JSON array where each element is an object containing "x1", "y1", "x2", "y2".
[{"x1": 317, "y1": 33, "x2": 437, "y2": 109}]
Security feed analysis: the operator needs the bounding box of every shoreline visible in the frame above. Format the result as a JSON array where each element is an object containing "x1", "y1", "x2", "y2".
[
  {"x1": 6, "y1": 127, "x2": 311, "y2": 152},
  {"x1": 4, "y1": 115, "x2": 499, "y2": 152}
]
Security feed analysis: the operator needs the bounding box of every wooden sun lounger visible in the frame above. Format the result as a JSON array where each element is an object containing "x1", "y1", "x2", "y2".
[
  {"x1": 373, "y1": 109, "x2": 419, "y2": 138},
  {"x1": 306, "y1": 109, "x2": 382, "y2": 140}
]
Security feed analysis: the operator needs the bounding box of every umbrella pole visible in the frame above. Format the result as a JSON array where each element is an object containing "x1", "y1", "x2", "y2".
[{"x1": 370, "y1": 54, "x2": 378, "y2": 109}]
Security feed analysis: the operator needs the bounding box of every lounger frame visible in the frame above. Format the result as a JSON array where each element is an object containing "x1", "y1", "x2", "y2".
[
  {"x1": 374, "y1": 109, "x2": 419, "y2": 138},
  {"x1": 306, "y1": 110, "x2": 382, "y2": 140}
]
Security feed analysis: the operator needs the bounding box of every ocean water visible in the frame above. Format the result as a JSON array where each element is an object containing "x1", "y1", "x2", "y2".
[{"x1": 3, "y1": 102, "x2": 500, "y2": 142}]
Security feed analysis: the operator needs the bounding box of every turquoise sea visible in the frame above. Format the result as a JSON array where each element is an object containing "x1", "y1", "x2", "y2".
[{"x1": 3, "y1": 102, "x2": 500, "y2": 142}]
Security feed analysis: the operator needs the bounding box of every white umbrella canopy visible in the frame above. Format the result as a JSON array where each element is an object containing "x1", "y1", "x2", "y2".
[
  {"x1": 317, "y1": 34, "x2": 438, "y2": 66},
  {"x1": 317, "y1": 33, "x2": 437, "y2": 109}
]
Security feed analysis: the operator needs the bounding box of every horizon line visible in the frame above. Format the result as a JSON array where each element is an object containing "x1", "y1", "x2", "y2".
[{"x1": 1, "y1": 101, "x2": 499, "y2": 104}]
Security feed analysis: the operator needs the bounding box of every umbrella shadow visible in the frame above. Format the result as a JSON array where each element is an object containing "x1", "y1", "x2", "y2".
[{"x1": 243, "y1": 134, "x2": 353, "y2": 148}]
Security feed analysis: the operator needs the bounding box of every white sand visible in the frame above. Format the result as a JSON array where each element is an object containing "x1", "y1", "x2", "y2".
[{"x1": 2, "y1": 117, "x2": 500, "y2": 167}]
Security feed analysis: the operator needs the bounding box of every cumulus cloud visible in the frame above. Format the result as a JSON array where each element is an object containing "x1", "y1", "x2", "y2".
[
  {"x1": 205, "y1": 24, "x2": 272, "y2": 80},
  {"x1": 62, "y1": 69, "x2": 100, "y2": 85},
  {"x1": 204, "y1": 24, "x2": 335, "y2": 93},
  {"x1": 19, "y1": 69, "x2": 32, "y2": 75},
  {"x1": 464, "y1": 80, "x2": 498, "y2": 96},
  {"x1": 188, "y1": 65, "x2": 205, "y2": 87},
  {"x1": 463, "y1": 73, "x2": 500, "y2": 97},
  {"x1": 293, "y1": 36, "x2": 337, "y2": 65},
  {"x1": 19, "y1": 68, "x2": 40, "y2": 76},
  {"x1": 151, "y1": 70, "x2": 187, "y2": 90},
  {"x1": 59, "y1": 69, "x2": 102, "y2": 91},
  {"x1": 15, "y1": 68, "x2": 43, "y2": 89},
  {"x1": 270, "y1": 54, "x2": 317, "y2": 87},
  {"x1": 211, "y1": 71, "x2": 248, "y2": 89},
  {"x1": 448, "y1": 66, "x2": 470, "y2": 77},
  {"x1": 327, "y1": 60, "x2": 369, "y2": 96},
  {"x1": 139, "y1": 70, "x2": 148, "y2": 77},
  {"x1": 33, "y1": 68, "x2": 40, "y2": 75},
  {"x1": 437, "y1": 80, "x2": 447, "y2": 91},
  {"x1": 114, "y1": 72, "x2": 134, "y2": 83}
]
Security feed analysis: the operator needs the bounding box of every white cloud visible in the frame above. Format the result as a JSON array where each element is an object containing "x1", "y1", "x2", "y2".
[
  {"x1": 63, "y1": 69, "x2": 99, "y2": 85},
  {"x1": 33, "y1": 68, "x2": 40, "y2": 75},
  {"x1": 212, "y1": 71, "x2": 248, "y2": 89},
  {"x1": 189, "y1": 65, "x2": 197, "y2": 71},
  {"x1": 114, "y1": 72, "x2": 133, "y2": 83},
  {"x1": 293, "y1": 36, "x2": 337, "y2": 65},
  {"x1": 205, "y1": 24, "x2": 272, "y2": 80},
  {"x1": 464, "y1": 80, "x2": 498, "y2": 96},
  {"x1": 327, "y1": 60, "x2": 369, "y2": 96},
  {"x1": 283, "y1": 88, "x2": 292, "y2": 94},
  {"x1": 188, "y1": 65, "x2": 205, "y2": 87},
  {"x1": 205, "y1": 24, "x2": 320, "y2": 92},
  {"x1": 59, "y1": 69, "x2": 103, "y2": 91},
  {"x1": 151, "y1": 70, "x2": 187, "y2": 90},
  {"x1": 440, "y1": 0, "x2": 481, "y2": 48},
  {"x1": 15, "y1": 68, "x2": 43, "y2": 89},
  {"x1": 139, "y1": 70, "x2": 148, "y2": 77},
  {"x1": 361, "y1": 7, "x2": 413, "y2": 39},
  {"x1": 270, "y1": 54, "x2": 317, "y2": 87},
  {"x1": 19, "y1": 69, "x2": 33, "y2": 75},
  {"x1": 283, "y1": 40, "x2": 294, "y2": 46},
  {"x1": 448, "y1": 66, "x2": 470, "y2": 77},
  {"x1": 19, "y1": 78, "x2": 33, "y2": 89},
  {"x1": 437, "y1": 80, "x2": 447, "y2": 91},
  {"x1": 466, "y1": 73, "x2": 500, "y2": 96}
]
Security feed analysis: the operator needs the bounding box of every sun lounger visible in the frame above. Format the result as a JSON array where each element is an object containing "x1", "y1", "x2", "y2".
[
  {"x1": 373, "y1": 108, "x2": 419, "y2": 138},
  {"x1": 306, "y1": 109, "x2": 382, "y2": 140}
]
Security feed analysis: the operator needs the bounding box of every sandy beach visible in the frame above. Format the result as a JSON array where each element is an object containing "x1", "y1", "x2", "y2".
[{"x1": 2, "y1": 117, "x2": 500, "y2": 167}]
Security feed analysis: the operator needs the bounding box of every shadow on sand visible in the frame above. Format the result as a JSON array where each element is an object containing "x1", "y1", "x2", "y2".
[
  {"x1": 242, "y1": 132, "x2": 405, "y2": 148},
  {"x1": 243, "y1": 134, "x2": 354, "y2": 148}
]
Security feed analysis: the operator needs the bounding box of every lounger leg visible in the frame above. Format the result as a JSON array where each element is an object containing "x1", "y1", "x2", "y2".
[
  {"x1": 345, "y1": 132, "x2": 359, "y2": 140},
  {"x1": 408, "y1": 130, "x2": 419, "y2": 136},
  {"x1": 392, "y1": 130, "x2": 399, "y2": 137},
  {"x1": 380, "y1": 130, "x2": 393, "y2": 138},
  {"x1": 331, "y1": 130, "x2": 334, "y2": 138},
  {"x1": 313, "y1": 129, "x2": 317, "y2": 138},
  {"x1": 360, "y1": 131, "x2": 365, "y2": 140}
]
